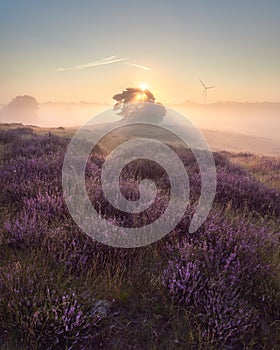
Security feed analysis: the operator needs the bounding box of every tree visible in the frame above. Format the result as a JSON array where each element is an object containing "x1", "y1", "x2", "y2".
[
  {"x1": 6, "y1": 95, "x2": 39, "y2": 111},
  {"x1": 1, "y1": 95, "x2": 39, "y2": 123},
  {"x1": 112, "y1": 87, "x2": 166, "y2": 123}
]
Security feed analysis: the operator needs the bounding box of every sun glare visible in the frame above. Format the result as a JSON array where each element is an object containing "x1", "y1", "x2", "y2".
[
  {"x1": 136, "y1": 92, "x2": 145, "y2": 101},
  {"x1": 138, "y1": 83, "x2": 149, "y2": 91}
]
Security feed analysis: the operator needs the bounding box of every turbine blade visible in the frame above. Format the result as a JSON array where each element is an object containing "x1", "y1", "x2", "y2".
[{"x1": 200, "y1": 80, "x2": 206, "y2": 89}]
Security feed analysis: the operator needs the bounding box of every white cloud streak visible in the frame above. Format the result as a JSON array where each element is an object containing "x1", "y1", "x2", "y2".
[
  {"x1": 103, "y1": 55, "x2": 117, "y2": 61},
  {"x1": 125, "y1": 63, "x2": 152, "y2": 71},
  {"x1": 56, "y1": 56, "x2": 152, "y2": 72},
  {"x1": 56, "y1": 56, "x2": 126, "y2": 72}
]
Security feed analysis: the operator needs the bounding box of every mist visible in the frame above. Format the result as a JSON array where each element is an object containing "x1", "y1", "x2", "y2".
[
  {"x1": 0, "y1": 100, "x2": 279, "y2": 155},
  {"x1": 173, "y1": 103, "x2": 280, "y2": 143},
  {"x1": 38, "y1": 102, "x2": 280, "y2": 144},
  {"x1": 37, "y1": 103, "x2": 111, "y2": 127}
]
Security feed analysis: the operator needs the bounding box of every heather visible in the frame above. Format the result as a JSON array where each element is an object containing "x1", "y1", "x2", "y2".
[
  {"x1": 0, "y1": 126, "x2": 279, "y2": 349},
  {"x1": 163, "y1": 218, "x2": 278, "y2": 346},
  {"x1": 0, "y1": 260, "x2": 104, "y2": 349},
  {"x1": 225, "y1": 152, "x2": 280, "y2": 191}
]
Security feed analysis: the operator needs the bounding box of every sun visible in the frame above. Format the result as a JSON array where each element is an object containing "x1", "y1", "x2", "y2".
[{"x1": 138, "y1": 83, "x2": 149, "y2": 91}]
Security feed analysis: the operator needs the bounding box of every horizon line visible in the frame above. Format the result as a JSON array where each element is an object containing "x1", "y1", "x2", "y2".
[
  {"x1": 2, "y1": 100, "x2": 280, "y2": 105},
  {"x1": 2, "y1": 99, "x2": 280, "y2": 106}
]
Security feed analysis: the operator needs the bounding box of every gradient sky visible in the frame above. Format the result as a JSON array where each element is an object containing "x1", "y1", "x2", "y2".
[{"x1": 1, "y1": 0, "x2": 280, "y2": 104}]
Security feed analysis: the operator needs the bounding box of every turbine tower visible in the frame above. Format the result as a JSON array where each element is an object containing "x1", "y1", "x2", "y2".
[{"x1": 200, "y1": 80, "x2": 215, "y2": 103}]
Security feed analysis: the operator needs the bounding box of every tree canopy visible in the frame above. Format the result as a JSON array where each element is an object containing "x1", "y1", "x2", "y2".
[
  {"x1": 6, "y1": 95, "x2": 39, "y2": 110},
  {"x1": 1, "y1": 95, "x2": 39, "y2": 123},
  {"x1": 112, "y1": 87, "x2": 166, "y2": 123}
]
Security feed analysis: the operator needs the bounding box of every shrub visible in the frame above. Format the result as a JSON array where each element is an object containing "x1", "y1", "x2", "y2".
[
  {"x1": 163, "y1": 216, "x2": 278, "y2": 346},
  {"x1": 0, "y1": 261, "x2": 104, "y2": 349}
]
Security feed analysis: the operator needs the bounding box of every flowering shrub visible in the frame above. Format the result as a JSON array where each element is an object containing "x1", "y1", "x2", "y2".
[
  {"x1": 0, "y1": 154, "x2": 64, "y2": 212},
  {"x1": 3, "y1": 130, "x2": 67, "y2": 161},
  {"x1": 0, "y1": 262, "x2": 103, "y2": 349},
  {"x1": 2, "y1": 192, "x2": 67, "y2": 247},
  {"x1": 189, "y1": 165, "x2": 280, "y2": 218},
  {"x1": 216, "y1": 169, "x2": 280, "y2": 217},
  {"x1": 0, "y1": 127, "x2": 34, "y2": 144},
  {"x1": 163, "y1": 216, "x2": 278, "y2": 345},
  {"x1": 0, "y1": 128, "x2": 279, "y2": 348}
]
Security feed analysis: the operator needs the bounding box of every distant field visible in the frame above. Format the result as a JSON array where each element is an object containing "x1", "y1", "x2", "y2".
[
  {"x1": 1, "y1": 121, "x2": 279, "y2": 156},
  {"x1": 201, "y1": 128, "x2": 280, "y2": 157}
]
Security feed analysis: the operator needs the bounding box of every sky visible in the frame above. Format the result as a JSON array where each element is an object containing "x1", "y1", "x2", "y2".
[{"x1": 1, "y1": 0, "x2": 280, "y2": 104}]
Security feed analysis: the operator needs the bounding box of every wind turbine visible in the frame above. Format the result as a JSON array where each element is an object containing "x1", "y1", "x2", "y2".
[{"x1": 200, "y1": 80, "x2": 216, "y2": 103}]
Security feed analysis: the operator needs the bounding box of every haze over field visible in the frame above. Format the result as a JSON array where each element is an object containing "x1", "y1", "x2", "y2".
[{"x1": 1, "y1": 100, "x2": 279, "y2": 156}]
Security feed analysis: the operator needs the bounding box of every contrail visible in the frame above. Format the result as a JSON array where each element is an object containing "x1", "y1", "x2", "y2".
[
  {"x1": 56, "y1": 56, "x2": 126, "y2": 71},
  {"x1": 56, "y1": 56, "x2": 152, "y2": 72},
  {"x1": 126, "y1": 63, "x2": 152, "y2": 71},
  {"x1": 103, "y1": 55, "x2": 116, "y2": 61}
]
